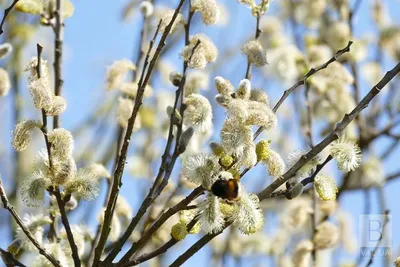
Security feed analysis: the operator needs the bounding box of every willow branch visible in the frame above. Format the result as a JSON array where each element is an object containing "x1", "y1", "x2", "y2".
[
  {"x1": 0, "y1": 0, "x2": 19, "y2": 35},
  {"x1": 92, "y1": 1, "x2": 187, "y2": 264},
  {"x1": 53, "y1": 0, "x2": 64, "y2": 129},
  {"x1": 52, "y1": 188, "x2": 81, "y2": 267},
  {"x1": 257, "y1": 62, "x2": 400, "y2": 200},
  {"x1": 245, "y1": 8, "x2": 262, "y2": 79},
  {"x1": 111, "y1": 16, "x2": 201, "y2": 267},
  {"x1": 254, "y1": 41, "x2": 353, "y2": 139},
  {"x1": 0, "y1": 247, "x2": 27, "y2": 267},
  {"x1": 0, "y1": 177, "x2": 61, "y2": 267}
]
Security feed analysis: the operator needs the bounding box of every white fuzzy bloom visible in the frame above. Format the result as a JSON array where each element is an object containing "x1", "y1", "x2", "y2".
[
  {"x1": 182, "y1": 153, "x2": 219, "y2": 189},
  {"x1": 181, "y1": 34, "x2": 218, "y2": 69},
  {"x1": 220, "y1": 118, "x2": 252, "y2": 155},
  {"x1": 48, "y1": 128, "x2": 74, "y2": 160},
  {"x1": 24, "y1": 57, "x2": 53, "y2": 111},
  {"x1": 117, "y1": 97, "x2": 141, "y2": 131},
  {"x1": 231, "y1": 192, "x2": 264, "y2": 234},
  {"x1": 314, "y1": 174, "x2": 338, "y2": 201},
  {"x1": 120, "y1": 81, "x2": 153, "y2": 98},
  {"x1": 46, "y1": 95, "x2": 67, "y2": 116},
  {"x1": 234, "y1": 79, "x2": 251, "y2": 100},
  {"x1": 21, "y1": 171, "x2": 51, "y2": 207},
  {"x1": 106, "y1": 59, "x2": 136, "y2": 90},
  {"x1": 324, "y1": 21, "x2": 351, "y2": 50},
  {"x1": 244, "y1": 101, "x2": 277, "y2": 129},
  {"x1": 241, "y1": 39, "x2": 268, "y2": 67},
  {"x1": 281, "y1": 198, "x2": 312, "y2": 229},
  {"x1": 139, "y1": 1, "x2": 153, "y2": 17},
  {"x1": 360, "y1": 157, "x2": 385, "y2": 187},
  {"x1": 65, "y1": 168, "x2": 100, "y2": 200},
  {"x1": 330, "y1": 138, "x2": 362, "y2": 172},
  {"x1": 159, "y1": 10, "x2": 185, "y2": 33},
  {"x1": 116, "y1": 196, "x2": 133, "y2": 220},
  {"x1": 12, "y1": 120, "x2": 40, "y2": 151},
  {"x1": 307, "y1": 44, "x2": 332, "y2": 66},
  {"x1": 16, "y1": 213, "x2": 51, "y2": 251},
  {"x1": 0, "y1": 43, "x2": 13, "y2": 59},
  {"x1": 185, "y1": 71, "x2": 209, "y2": 95},
  {"x1": 192, "y1": 0, "x2": 220, "y2": 25},
  {"x1": 267, "y1": 45, "x2": 304, "y2": 82},
  {"x1": 293, "y1": 240, "x2": 313, "y2": 267},
  {"x1": 34, "y1": 242, "x2": 70, "y2": 267},
  {"x1": 395, "y1": 257, "x2": 400, "y2": 267},
  {"x1": 183, "y1": 94, "x2": 213, "y2": 133},
  {"x1": 310, "y1": 62, "x2": 353, "y2": 94},
  {"x1": 262, "y1": 149, "x2": 285, "y2": 178},
  {"x1": 313, "y1": 221, "x2": 339, "y2": 249},
  {"x1": 0, "y1": 68, "x2": 10, "y2": 96},
  {"x1": 87, "y1": 163, "x2": 111, "y2": 179},
  {"x1": 250, "y1": 89, "x2": 270, "y2": 106},
  {"x1": 198, "y1": 194, "x2": 225, "y2": 233},
  {"x1": 214, "y1": 76, "x2": 234, "y2": 96}
]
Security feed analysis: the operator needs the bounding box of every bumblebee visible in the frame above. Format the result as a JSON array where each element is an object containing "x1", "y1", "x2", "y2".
[{"x1": 211, "y1": 178, "x2": 241, "y2": 202}]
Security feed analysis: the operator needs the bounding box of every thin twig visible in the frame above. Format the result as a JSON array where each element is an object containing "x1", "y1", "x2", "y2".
[
  {"x1": 53, "y1": 0, "x2": 64, "y2": 129},
  {"x1": 111, "y1": 19, "x2": 202, "y2": 267},
  {"x1": 92, "y1": 1, "x2": 187, "y2": 264},
  {"x1": 52, "y1": 188, "x2": 81, "y2": 267},
  {"x1": 244, "y1": 7, "x2": 262, "y2": 79},
  {"x1": 257, "y1": 62, "x2": 400, "y2": 200},
  {"x1": 0, "y1": 0, "x2": 19, "y2": 35},
  {"x1": 0, "y1": 247, "x2": 27, "y2": 267},
  {"x1": 116, "y1": 187, "x2": 204, "y2": 264},
  {"x1": 86, "y1": 13, "x2": 150, "y2": 266},
  {"x1": 0, "y1": 177, "x2": 61, "y2": 267},
  {"x1": 254, "y1": 41, "x2": 353, "y2": 140}
]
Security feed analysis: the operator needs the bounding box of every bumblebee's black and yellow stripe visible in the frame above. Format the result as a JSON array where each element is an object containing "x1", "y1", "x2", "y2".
[{"x1": 211, "y1": 179, "x2": 240, "y2": 201}]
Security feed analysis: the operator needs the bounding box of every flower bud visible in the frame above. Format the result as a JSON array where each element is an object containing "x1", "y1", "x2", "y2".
[
  {"x1": 171, "y1": 222, "x2": 188, "y2": 241},
  {"x1": 139, "y1": 1, "x2": 154, "y2": 17},
  {"x1": 178, "y1": 127, "x2": 194, "y2": 154},
  {"x1": 169, "y1": 71, "x2": 182, "y2": 86},
  {"x1": 209, "y1": 142, "x2": 225, "y2": 157},
  {"x1": 285, "y1": 183, "x2": 304, "y2": 199},
  {"x1": 256, "y1": 140, "x2": 271, "y2": 161},
  {"x1": 314, "y1": 174, "x2": 338, "y2": 201},
  {"x1": 7, "y1": 239, "x2": 22, "y2": 255},
  {"x1": 220, "y1": 155, "x2": 233, "y2": 167}
]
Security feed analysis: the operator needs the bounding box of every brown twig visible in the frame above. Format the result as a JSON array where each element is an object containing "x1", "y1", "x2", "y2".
[
  {"x1": 52, "y1": 188, "x2": 81, "y2": 267},
  {"x1": 0, "y1": 247, "x2": 27, "y2": 267},
  {"x1": 0, "y1": 0, "x2": 19, "y2": 35},
  {"x1": 109, "y1": 16, "x2": 201, "y2": 267},
  {"x1": 254, "y1": 41, "x2": 354, "y2": 140},
  {"x1": 53, "y1": 0, "x2": 64, "y2": 129},
  {"x1": 244, "y1": 8, "x2": 262, "y2": 79},
  {"x1": 0, "y1": 177, "x2": 61, "y2": 267},
  {"x1": 257, "y1": 62, "x2": 400, "y2": 200},
  {"x1": 92, "y1": 1, "x2": 187, "y2": 264},
  {"x1": 86, "y1": 13, "x2": 150, "y2": 266},
  {"x1": 116, "y1": 187, "x2": 204, "y2": 264}
]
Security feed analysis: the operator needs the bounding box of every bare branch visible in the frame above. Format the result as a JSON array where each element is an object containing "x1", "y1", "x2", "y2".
[
  {"x1": 257, "y1": 62, "x2": 400, "y2": 200},
  {"x1": 0, "y1": 0, "x2": 19, "y2": 35},
  {"x1": 0, "y1": 177, "x2": 61, "y2": 267},
  {"x1": 92, "y1": 1, "x2": 187, "y2": 264},
  {"x1": 0, "y1": 247, "x2": 27, "y2": 267},
  {"x1": 254, "y1": 41, "x2": 354, "y2": 139}
]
